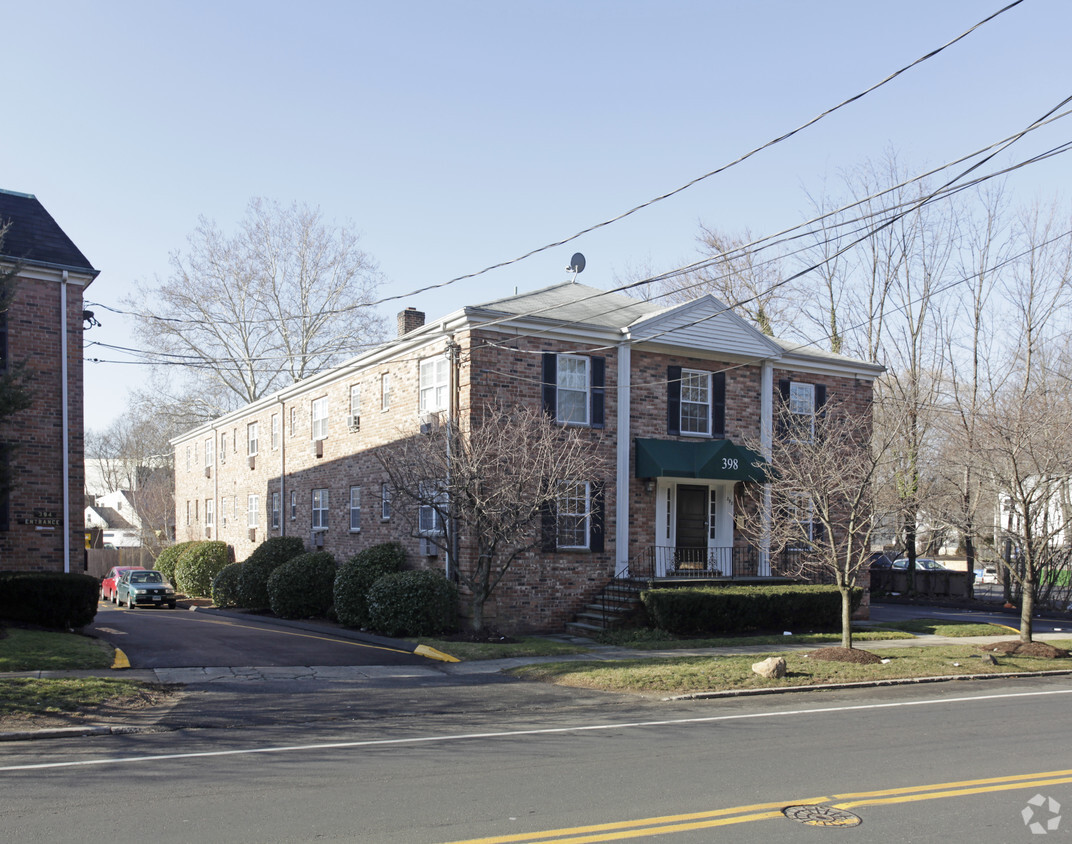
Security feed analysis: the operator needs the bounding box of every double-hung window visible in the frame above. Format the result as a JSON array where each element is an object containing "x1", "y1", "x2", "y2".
[
  {"x1": 556, "y1": 481, "x2": 590, "y2": 549},
  {"x1": 381, "y1": 373, "x2": 391, "y2": 411},
  {"x1": 312, "y1": 489, "x2": 329, "y2": 530},
  {"x1": 247, "y1": 494, "x2": 259, "y2": 528},
  {"x1": 349, "y1": 486, "x2": 361, "y2": 532},
  {"x1": 679, "y1": 370, "x2": 711, "y2": 436},
  {"x1": 247, "y1": 422, "x2": 259, "y2": 456},
  {"x1": 205, "y1": 437, "x2": 215, "y2": 467},
  {"x1": 271, "y1": 492, "x2": 281, "y2": 529},
  {"x1": 271, "y1": 413, "x2": 280, "y2": 450},
  {"x1": 290, "y1": 490, "x2": 297, "y2": 520},
  {"x1": 418, "y1": 481, "x2": 446, "y2": 535},
  {"x1": 311, "y1": 397, "x2": 329, "y2": 441},
  {"x1": 556, "y1": 356, "x2": 589, "y2": 425},
  {"x1": 205, "y1": 499, "x2": 214, "y2": 528},
  {"x1": 220, "y1": 432, "x2": 228, "y2": 463},
  {"x1": 542, "y1": 352, "x2": 604, "y2": 428},
  {"x1": 221, "y1": 497, "x2": 229, "y2": 528},
  {"x1": 780, "y1": 380, "x2": 824, "y2": 442},
  {"x1": 349, "y1": 384, "x2": 361, "y2": 429},
  {"x1": 381, "y1": 483, "x2": 391, "y2": 520},
  {"x1": 419, "y1": 356, "x2": 449, "y2": 413}
]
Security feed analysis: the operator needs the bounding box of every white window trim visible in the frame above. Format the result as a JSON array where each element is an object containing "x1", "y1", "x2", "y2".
[
  {"x1": 381, "y1": 483, "x2": 391, "y2": 521},
  {"x1": 419, "y1": 356, "x2": 450, "y2": 413},
  {"x1": 679, "y1": 369, "x2": 712, "y2": 437},
  {"x1": 271, "y1": 492, "x2": 281, "y2": 529},
  {"x1": 312, "y1": 488, "x2": 329, "y2": 531},
  {"x1": 311, "y1": 397, "x2": 329, "y2": 441},
  {"x1": 247, "y1": 494, "x2": 259, "y2": 528},
  {"x1": 271, "y1": 413, "x2": 280, "y2": 450},
  {"x1": 556, "y1": 480, "x2": 591, "y2": 550},
  {"x1": 204, "y1": 438, "x2": 215, "y2": 466},
  {"x1": 349, "y1": 486, "x2": 361, "y2": 532},
  {"x1": 205, "y1": 499, "x2": 214, "y2": 527},
  {"x1": 556, "y1": 354, "x2": 590, "y2": 426},
  {"x1": 381, "y1": 373, "x2": 391, "y2": 411},
  {"x1": 789, "y1": 381, "x2": 816, "y2": 440},
  {"x1": 247, "y1": 422, "x2": 259, "y2": 456}
]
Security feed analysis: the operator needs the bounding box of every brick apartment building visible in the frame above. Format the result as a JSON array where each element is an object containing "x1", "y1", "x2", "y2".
[
  {"x1": 173, "y1": 281, "x2": 883, "y2": 632},
  {"x1": 0, "y1": 190, "x2": 98, "y2": 572}
]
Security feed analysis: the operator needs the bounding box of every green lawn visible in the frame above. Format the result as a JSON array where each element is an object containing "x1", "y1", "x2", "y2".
[
  {"x1": 0, "y1": 677, "x2": 153, "y2": 716},
  {"x1": 511, "y1": 640, "x2": 1072, "y2": 695},
  {"x1": 413, "y1": 636, "x2": 589, "y2": 661},
  {"x1": 0, "y1": 628, "x2": 114, "y2": 671}
]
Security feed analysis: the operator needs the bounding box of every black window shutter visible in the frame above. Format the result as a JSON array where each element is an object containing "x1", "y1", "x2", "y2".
[
  {"x1": 590, "y1": 356, "x2": 605, "y2": 429},
  {"x1": 777, "y1": 379, "x2": 791, "y2": 438},
  {"x1": 589, "y1": 481, "x2": 605, "y2": 552},
  {"x1": 667, "y1": 366, "x2": 682, "y2": 436},
  {"x1": 0, "y1": 312, "x2": 7, "y2": 373},
  {"x1": 713, "y1": 371, "x2": 726, "y2": 437},
  {"x1": 814, "y1": 384, "x2": 827, "y2": 415},
  {"x1": 540, "y1": 498, "x2": 557, "y2": 552},
  {"x1": 0, "y1": 443, "x2": 9, "y2": 531},
  {"x1": 541, "y1": 353, "x2": 557, "y2": 419}
]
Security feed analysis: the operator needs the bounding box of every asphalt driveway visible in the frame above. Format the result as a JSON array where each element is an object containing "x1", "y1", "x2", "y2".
[{"x1": 88, "y1": 602, "x2": 430, "y2": 668}]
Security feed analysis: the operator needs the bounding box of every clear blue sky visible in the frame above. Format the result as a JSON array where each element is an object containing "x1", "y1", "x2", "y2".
[{"x1": 5, "y1": 1, "x2": 1069, "y2": 431}]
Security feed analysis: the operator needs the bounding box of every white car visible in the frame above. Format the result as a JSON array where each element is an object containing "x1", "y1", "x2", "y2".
[{"x1": 974, "y1": 566, "x2": 998, "y2": 584}]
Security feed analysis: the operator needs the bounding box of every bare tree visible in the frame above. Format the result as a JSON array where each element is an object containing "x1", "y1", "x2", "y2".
[
  {"x1": 126, "y1": 198, "x2": 387, "y2": 416},
  {"x1": 661, "y1": 227, "x2": 796, "y2": 336},
  {"x1": 377, "y1": 402, "x2": 610, "y2": 631},
  {"x1": 745, "y1": 398, "x2": 895, "y2": 649}
]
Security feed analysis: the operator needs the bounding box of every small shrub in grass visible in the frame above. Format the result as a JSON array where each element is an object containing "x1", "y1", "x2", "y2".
[
  {"x1": 175, "y1": 541, "x2": 235, "y2": 598},
  {"x1": 155, "y1": 541, "x2": 199, "y2": 585},
  {"x1": 211, "y1": 562, "x2": 244, "y2": 608},
  {"x1": 0, "y1": 572, "x2": 99, "y2": 629},
  {"x1": 334, "y1": 542, "x2": 407, "y2": 628},
  {"x1": 267, "y1": 552, "x2": 338, "y2": 619},
  {"x1": 238, "y1": 536, "x2": 306, "y2": 609},
  {"x1": 367, "y1": 569, "x2": 457, "y2": 637}
]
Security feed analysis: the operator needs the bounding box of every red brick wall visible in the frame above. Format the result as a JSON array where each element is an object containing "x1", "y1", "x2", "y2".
[{"x1": 0, "y1": 272, "x2": 87, "y2": 573}]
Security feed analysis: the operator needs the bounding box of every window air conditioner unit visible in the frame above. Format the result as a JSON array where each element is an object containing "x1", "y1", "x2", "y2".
[
  {"x1": 419, "y1": 536, "x2": 438, "y2": 556},
  {"x1": 248, "y1": 455, "x2": 256, "y2": 470},
  {"x1": 419, "y1": 411, "x2": 441, "y2": 435},
  {"x1": 204, "y1": 465, "x2": 212, "y2": 478},
  {"x1": 311, "y1": 438, "x2": 324, "y2": 458},
  {"x1": 348, "y1": 414, "x2": 361, "y2": 432},
  {"x1": 248, "y1": 528, "x2": 257, "y2": 542},
  {"x1": 312, "y1": 530, "x2": 325, "y2": 548}
]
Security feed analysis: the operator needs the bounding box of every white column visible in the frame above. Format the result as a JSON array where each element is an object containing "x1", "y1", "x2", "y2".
[
  {"x1": 760, "y1": 360, "x2": 773, "y2": 576},
  {"x1": 615, "y1": 341, "x2": 631, "y2": 574}
]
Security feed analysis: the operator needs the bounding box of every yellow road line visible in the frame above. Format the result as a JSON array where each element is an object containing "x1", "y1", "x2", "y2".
[
  {"x1": 415, "y1": 644, "x2": 459, "y2": 662},
  {"x1": 110, "y1": 648, "x2": 130, "y2": 670},
  {"x1": 441, "y1": 768, "x2": 1072, "y2": 843}
]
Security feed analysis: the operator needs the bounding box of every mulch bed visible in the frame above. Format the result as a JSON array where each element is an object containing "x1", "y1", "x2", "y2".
[
  {"x1": 979, "y1": 640, "x2": 1070, "y2": 658},
  {"x1": 806, "y1": 646, "x2": 883, "y2": 664}
]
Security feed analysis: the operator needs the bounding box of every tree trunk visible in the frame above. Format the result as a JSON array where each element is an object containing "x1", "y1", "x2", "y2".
[
  {"x1": 841, "y1": 586, "x2": 853, "y2": 650},
  {"x1": 470, "y1": 593, "x2": 485, "y2": 633},
  {"x1": 1020, "y1": 576, "x2": 1034, "y2": 643}
]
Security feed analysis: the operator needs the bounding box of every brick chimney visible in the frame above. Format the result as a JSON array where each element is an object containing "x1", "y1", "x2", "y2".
[{"x1": 397, "y1": 307, "x2": 425, "y2": 336}]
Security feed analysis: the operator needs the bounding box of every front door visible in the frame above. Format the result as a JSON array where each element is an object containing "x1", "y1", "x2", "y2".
[{"x1": 675, "y1": 485, "x2": 708, "y2": 570}]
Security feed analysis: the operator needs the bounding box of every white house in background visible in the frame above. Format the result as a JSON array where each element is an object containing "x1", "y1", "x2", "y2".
[{"x1": 84, "y1": 489, "x2": 141, "y2": 547}]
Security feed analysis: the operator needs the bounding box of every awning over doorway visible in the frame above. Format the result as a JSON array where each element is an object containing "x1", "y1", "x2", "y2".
[{"x1": 634, "y1": 437, "x2": 768, "y2": 483}]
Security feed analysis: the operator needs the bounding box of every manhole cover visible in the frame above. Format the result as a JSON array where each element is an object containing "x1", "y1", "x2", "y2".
[{"x1": 783, "y1": 805, "x2": 862, "y2": 827}]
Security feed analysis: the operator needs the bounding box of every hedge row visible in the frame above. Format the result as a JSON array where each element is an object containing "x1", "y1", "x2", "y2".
[
  {"x1": 640, "y1": 584, "x2": 860, "y2": 635},
  {"x1": 0, "y1": 572, "x2": 99, "y2": 629},
  {"x1": 200, "y1": 539, "x2": 456, "y2": 637}
]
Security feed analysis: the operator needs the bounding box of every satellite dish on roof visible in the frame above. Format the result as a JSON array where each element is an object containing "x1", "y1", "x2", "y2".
[{"x1": 567, "y1": 252, "x2": 586, "y2": 281}]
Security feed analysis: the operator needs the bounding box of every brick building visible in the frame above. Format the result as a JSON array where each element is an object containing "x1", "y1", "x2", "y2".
[
  {"x1": 173, "y1": 282, "x2": 883, "y2": 632},
  {"x1": 0, "y1": 190, "x2": 98, "y2": 572}
]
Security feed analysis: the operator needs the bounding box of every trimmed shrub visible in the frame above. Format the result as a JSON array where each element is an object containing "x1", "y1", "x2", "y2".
[
  {"x1": 0, "y1": 572, "x2": 99, "y2": 629},
  {"x1": 334, "y1": 542, "x2": 407, "y2": 628},
  {"x1": 211, "y1": 562, "x2": 244, "y2": 608},
  {"x1": 174, "y1": 541, "x2": 235, "y2": 598},
  {"x1": 155, "y1": 541, "x2": 199, "y2": 585},
  {"x1": 267, "y1": 551, "x2": 338, "y2": 619},
  {"x1": 238, "y1": 536, "x2": 306, "y2": 610},
  {"x1": 367, "y1": 569, "x2": 457, "y2": 637},
  {"x1": 640, "y1": 584, "x2": 860, "y2": 635}
]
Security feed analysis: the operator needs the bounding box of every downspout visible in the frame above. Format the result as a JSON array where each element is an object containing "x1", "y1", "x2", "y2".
[
  {"x1": 61, "y1": 271, "x2": 70, "y2": 573},
  {"x1": 278, "y1": 399, "x2": 285, "y2": 536},
  {"x1": 615, "y1": 340, "x2": 631, "y2": 574},
  {"x1": 760, "y1": 360, "x2": 773, "y2": 576}
]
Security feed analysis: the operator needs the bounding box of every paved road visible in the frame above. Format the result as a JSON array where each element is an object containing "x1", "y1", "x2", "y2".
[
  {"x1": 870, "y1": 600, "x2": 1072, "y2": 634},
  {"x1": 88, "y1": 601, "x2": 430, "y2": 668},
  {"x1": 2, "y1": 674, "x2": 1070, "y2": 842}
]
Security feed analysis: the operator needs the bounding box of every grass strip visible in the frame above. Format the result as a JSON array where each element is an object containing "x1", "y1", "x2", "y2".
[
  {"x1": 0, "y1": 628, "x2": 114, "y2": 671},
  {"x1": 510, "y1": 639, "x2": 1072, "y2": 695},
  {"x1": 0, "y1": 677, "x2": 156, "y2": 716},
  {"x1": 412, "y1": 636, "x2": 589, "y2": 662}
]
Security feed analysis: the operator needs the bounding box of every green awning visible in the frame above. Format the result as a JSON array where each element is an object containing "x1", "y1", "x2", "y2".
[{"x1": 634, "y1": 437, "x2": 768, "y2": 483}]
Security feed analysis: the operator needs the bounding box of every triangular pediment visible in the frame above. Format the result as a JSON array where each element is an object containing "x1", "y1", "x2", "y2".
[{"x1": 626, "y1": 295, "x2": 784, "y2": 360}]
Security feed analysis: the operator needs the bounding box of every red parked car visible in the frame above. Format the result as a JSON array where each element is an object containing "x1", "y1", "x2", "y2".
[{"x1": 100, "y1": 566, "x2": 146, "y2": 603}]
